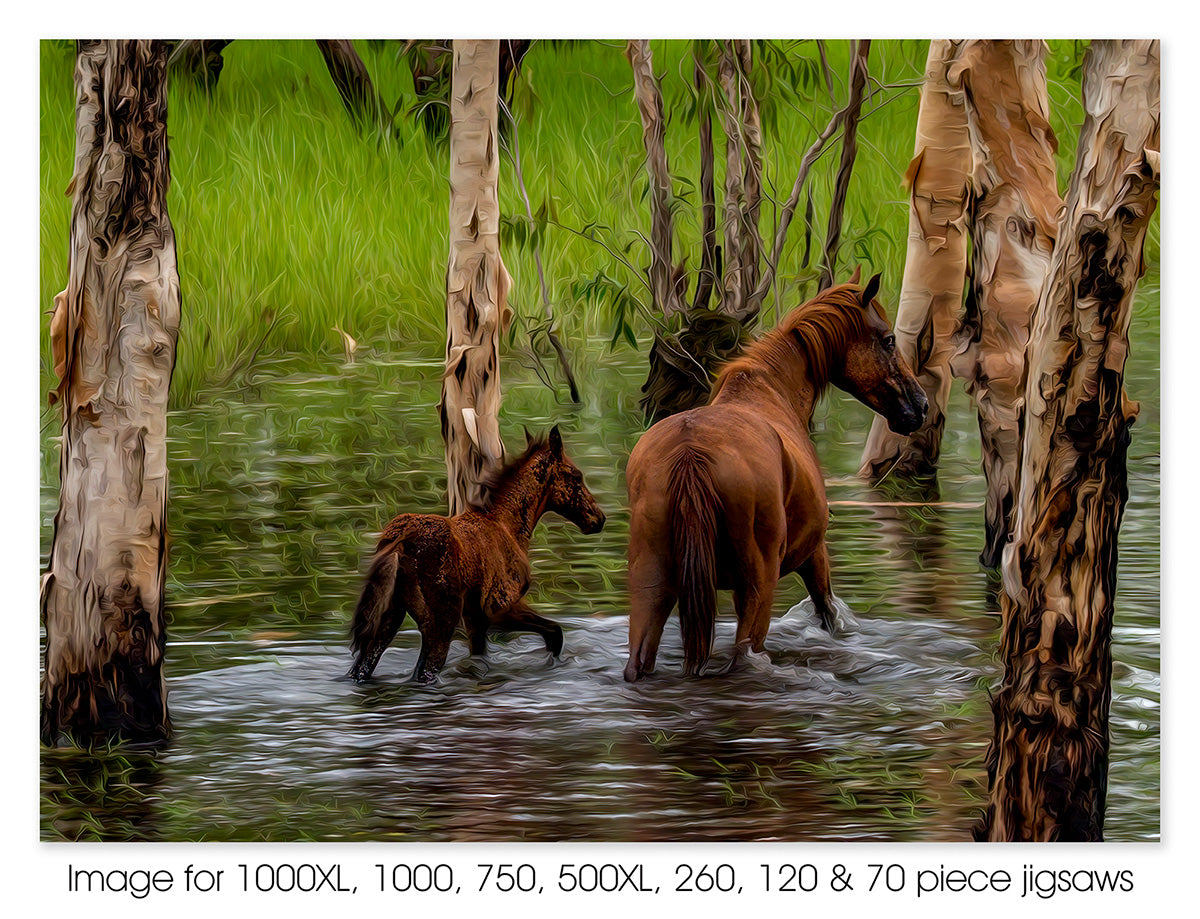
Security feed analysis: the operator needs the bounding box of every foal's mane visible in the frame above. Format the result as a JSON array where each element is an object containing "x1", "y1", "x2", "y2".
[
  {"x1": 711, "y1": 283, "x2": 882, "y2": 397},
  {"x1": 470, "y1": 432, "x2": 550, "y2": 512}
]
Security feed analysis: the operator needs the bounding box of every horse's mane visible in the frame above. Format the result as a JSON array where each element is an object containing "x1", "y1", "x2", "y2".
[
  {"x1": 710, "y1": 283, "x2": 882, "y2": 398},
  {"x1": 469, "y1": 432, "x2": 549, "y2": 512}
]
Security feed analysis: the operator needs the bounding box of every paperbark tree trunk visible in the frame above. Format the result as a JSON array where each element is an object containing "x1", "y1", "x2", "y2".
[
  {"x1": 978, "y1": 39, "x2": 1159, "y2": 842},
  {"x1": 440, "y1": 39, "x2": 511, "y2": 515},
  {"x1": 950, "y1": 41, "x2": 1062, "y2": 567},
  {"x1": 859, "y1": 40, "x2": 970, "y2": 482},
  {"x1": 41, "y1": 40, "x2": 181, "y2": 746}
]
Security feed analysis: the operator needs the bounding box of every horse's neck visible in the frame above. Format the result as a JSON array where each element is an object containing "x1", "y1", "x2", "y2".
[
  {"x1": 711, "y1": 349, "x2": 821, "y2": 431},
  {"x1": 487, "y1": 468, "x2": 545, "y2": 545}
]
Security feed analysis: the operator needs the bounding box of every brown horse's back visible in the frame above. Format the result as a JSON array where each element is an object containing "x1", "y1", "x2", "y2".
[
  {"x1": 628, "y1": 405, "x2": 828, "y2": 581},
  {"x1": 625, "y1": 403, "x2": 830, "y2": 679}
]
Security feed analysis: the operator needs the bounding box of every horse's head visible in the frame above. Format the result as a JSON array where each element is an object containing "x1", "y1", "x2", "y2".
[
  {"x1": 834, "y1": 273, "x2": 928, "y2": 435},
  {"x1": 537, "y1": 425, "x2": 606, "y2": 534}
]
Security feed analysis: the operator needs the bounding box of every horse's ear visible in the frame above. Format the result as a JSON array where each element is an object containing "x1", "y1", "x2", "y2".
[
  {"x1": 861, "y1": 272, "x2": 881, "y2": 306},
  {"x1": 848, "y1": 264, "x2": 862, "y2": 284},
  {"x1": 549, "y1": 424, "x2": 563, "y2": 454}
]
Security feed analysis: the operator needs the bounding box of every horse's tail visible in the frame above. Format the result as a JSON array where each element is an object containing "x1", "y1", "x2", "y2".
[
  {"x1": 349, "y1": 546, "x2": 402, "y2": 682},
  {"x1": 667, "y1": 443, "x2": 720, "y2": 675}
]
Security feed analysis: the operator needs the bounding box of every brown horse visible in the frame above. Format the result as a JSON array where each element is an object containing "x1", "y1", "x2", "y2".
[
  {"x1": 623, "y1": 273, "x2": 928, "y2": 681},
  {"x1": 350, "y1": 426, "x2": 605, "y2": 683}
]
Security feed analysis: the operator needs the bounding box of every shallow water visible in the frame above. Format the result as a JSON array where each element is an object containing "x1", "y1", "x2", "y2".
[{"x1": 39, "y1": 294, "x2": 1160, "y2": 842}]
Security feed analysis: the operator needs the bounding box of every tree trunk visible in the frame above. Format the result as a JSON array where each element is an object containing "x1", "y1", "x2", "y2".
[
  {"x1": 634, "y1": 39, "x2": 857, "y2": 422},
  {"x1": 818, "y1": 39, "x2": 870, "y2": 292},
  {"x1": 168, "y1": 39, "x2": 232, "y2": 91},
  {"x1": 626, "y1": 39, "x2": 686, "y2": 321},
  {"x1": 41, "y1": 41, "x2": 180, "y2": 746},
  {"x1": 859, "y1": 40, "x2": 970, "y2": 482},
  {"x1": 716, "y1": 40, "x2": 765, "y2": 322},
  {"x1": 691, "y1": 42, "x2": 718, "y2": 314},
  {"x1": 498, "y1": 39, "x2": 533, "y2": 98},
  {"x1": 978, "y1": 39, "x2": 1159, "y2": 842},
  {"x1": 950, "y1": 41, "x2": 1062, "y2": 567},
  {"x1": 316, "y1": 40, "x2": 386, "y2": 131},
  {"x1": 440, "y1": 40, "x2": 511, "y2": 515}
]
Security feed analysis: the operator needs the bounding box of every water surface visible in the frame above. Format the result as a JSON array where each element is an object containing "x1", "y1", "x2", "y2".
[{"x1": 39, "y1": 298, "x2": 1160, "y2": 842}]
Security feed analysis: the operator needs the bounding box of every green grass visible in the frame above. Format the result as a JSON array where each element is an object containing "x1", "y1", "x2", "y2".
[{"x1": 39, "y1": 39, "x2": 1153, "y2": 407}]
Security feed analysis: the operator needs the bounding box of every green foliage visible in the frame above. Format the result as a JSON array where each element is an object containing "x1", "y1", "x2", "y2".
[{"x1": 38, "y1": 39, "x2": 1157, "y2": 409}]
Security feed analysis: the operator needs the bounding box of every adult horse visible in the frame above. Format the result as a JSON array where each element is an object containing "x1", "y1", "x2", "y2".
[{"x1": 623, "y1": 273, "x2": 927, "y2": 681}]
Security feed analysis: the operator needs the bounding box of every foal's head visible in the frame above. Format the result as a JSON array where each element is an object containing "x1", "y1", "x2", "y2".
[{"x1": 528, "y1": 425, "x2": 606, "y2": 534}]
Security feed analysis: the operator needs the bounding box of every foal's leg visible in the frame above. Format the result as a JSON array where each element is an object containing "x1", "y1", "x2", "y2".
[
  {"x1": 494, "y1": 599, "x2": 564, "y2": 656},
  {"x1": 412, "y1": 595, "x2": 462, "y2": 683},
  {"x1": 798, "y1": 541, "x2": 839, "y2": 633},
  {"x1": 625, "y1": 553, "x2": 677, "y2": 682},
  {"x1": 463, "y1": 604, "x2": 490, "y2": 657}
]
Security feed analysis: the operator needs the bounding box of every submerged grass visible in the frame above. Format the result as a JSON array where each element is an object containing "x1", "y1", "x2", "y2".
[{"x1": 39, "y1": 39, "x2": 1151, "y2": 411}]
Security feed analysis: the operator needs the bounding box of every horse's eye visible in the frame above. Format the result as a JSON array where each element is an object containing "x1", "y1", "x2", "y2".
[{"x1": 883, "y1": 334, "x2": 896, "y2": 351}]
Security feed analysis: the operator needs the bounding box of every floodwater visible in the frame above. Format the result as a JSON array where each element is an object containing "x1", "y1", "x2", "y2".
[{"x1": 39, "y1": 290, "x2": 1160, "y2": 842}]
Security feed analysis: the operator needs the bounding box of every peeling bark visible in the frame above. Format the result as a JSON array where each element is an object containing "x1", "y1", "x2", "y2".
[
  {"x1": 41, "y1": 41, "x2": 180, "y2": 746},
  {"x1": 951, "y1": 41, "x2": 1062, "y2": 567},
  {"x1": 860, "y1": 40, "x2": 971, "y2": 482},
  {"x1": 440, "y1": 40, "x2": 511, "y2": 515},
  {"x1": 978, "y1": 39, "x2": 1159, "y2": 842}
]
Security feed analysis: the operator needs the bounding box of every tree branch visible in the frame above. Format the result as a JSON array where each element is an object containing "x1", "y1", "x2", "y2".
[{"x1": 819, "y1": 39, "x2": 870, "y2": 291}]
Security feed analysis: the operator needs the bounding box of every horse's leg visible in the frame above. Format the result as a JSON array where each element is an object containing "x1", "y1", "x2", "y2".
[
  {"x1": 411, "y1": 595, "x2": 462, "y2": 683},
  {"x1": 732, "y1": 555, "x2": 777, "y2": 661},
  {"x1": 494, "y1": 599, "x2": 564, "y2": 656},
  {"x1": 625, "y1": 553, "x2": 677, "y2": 682},
  {"x1": 798, "y1": 541, "x2": 839, "y2": 633}
]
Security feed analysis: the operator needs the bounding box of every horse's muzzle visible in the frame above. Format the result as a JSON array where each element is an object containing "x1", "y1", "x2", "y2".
[
  {"x1": 888, "y1": 388, "x2": 929, "y2": 435},
  {"x1": 583, "y1": 511, "x2": 606, "y2": 535}
]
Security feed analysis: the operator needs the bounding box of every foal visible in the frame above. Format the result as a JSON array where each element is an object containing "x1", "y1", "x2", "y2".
[{"x1": 350, "y1": 426, "x2": 605, "y2": 683}]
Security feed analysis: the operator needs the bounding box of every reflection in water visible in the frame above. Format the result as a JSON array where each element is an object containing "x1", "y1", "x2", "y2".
[{"x1": 39, "y1": 337, "x2": 1159, "y2": 842}]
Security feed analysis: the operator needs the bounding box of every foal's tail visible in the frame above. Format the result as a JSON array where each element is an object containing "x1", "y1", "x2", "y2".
[
  {"x1": 349, "y1": 546, "x2": 402, "y2": 682},
  {"x1": 667, "y1": 444, "x2": 720, "y2": 675}
]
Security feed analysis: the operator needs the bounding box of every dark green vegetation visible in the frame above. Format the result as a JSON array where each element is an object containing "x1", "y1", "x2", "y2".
[{"x1": 38, "y1": 40, "x2": 1159, "y2": 841}]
